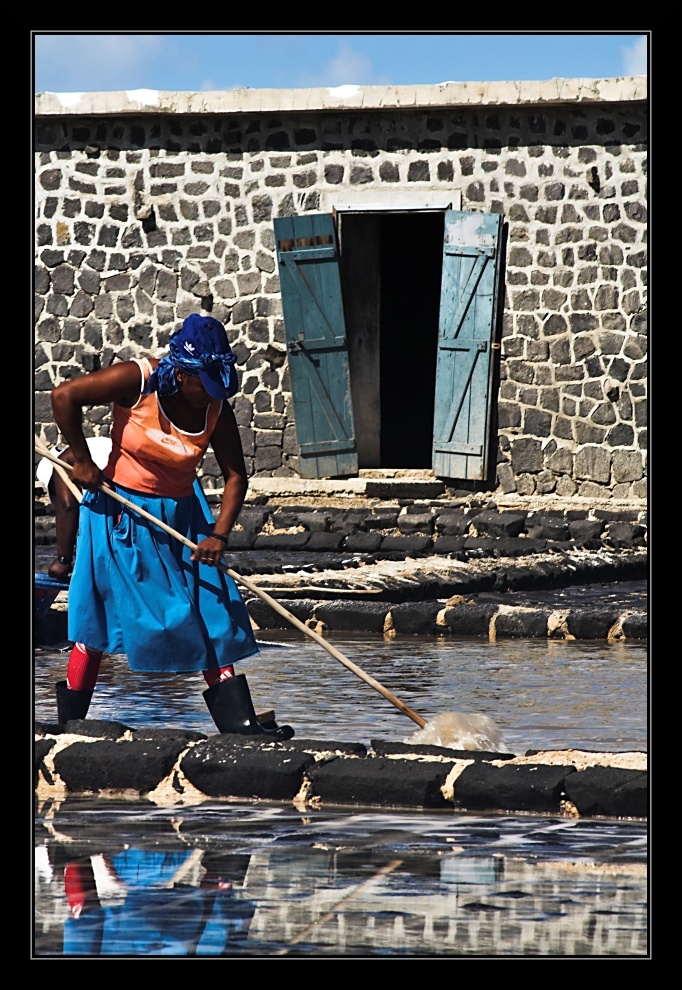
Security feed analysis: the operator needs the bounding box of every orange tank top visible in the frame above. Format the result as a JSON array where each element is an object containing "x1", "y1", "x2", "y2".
[{"x1": 104, "y1": 358, "x2": 223, "y2": 497}]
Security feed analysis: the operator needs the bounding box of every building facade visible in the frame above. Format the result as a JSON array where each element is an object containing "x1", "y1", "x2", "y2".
[{"x1": 34, "y1": 78, "x2": 647, "y2": 501}]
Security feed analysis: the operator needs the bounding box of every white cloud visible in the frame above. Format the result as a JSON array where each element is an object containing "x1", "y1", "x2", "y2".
[
  {"x1": 325, "y1": 41, "x2": 380, "y2": 85},
  {"x1": 622, "y1": 36, "x2": 648, "y2": 77},
  {"x1": 34, "y1": 34, "x2": 168, "y2": 92},
  {"x1": 295, "y1": 40, "x2": 391, "y2": 88}
]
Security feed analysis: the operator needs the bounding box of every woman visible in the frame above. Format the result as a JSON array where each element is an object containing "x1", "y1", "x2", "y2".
[{"x1": 50, "y1": 313, "x2": 293, "y2": 740}]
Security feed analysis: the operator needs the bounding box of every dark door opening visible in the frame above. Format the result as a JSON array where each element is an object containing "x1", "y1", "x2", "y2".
[{"x1": 339, "y1": 211, "x2": 444, "y2": 469}]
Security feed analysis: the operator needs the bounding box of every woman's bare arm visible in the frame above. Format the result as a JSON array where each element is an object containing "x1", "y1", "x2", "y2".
[
  {"x1": 51, "y1": 362, "x2": 143, "y2": 490},
  {"x1": 191, "y1": 402, "x2": 249, "y2": 565}
]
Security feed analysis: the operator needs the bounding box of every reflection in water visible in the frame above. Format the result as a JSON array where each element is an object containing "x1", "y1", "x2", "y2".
[
  {"x1": 34, "y1": 798, "x2": 648, "y2": 958},
  {"x1": 58, "y1": 849, "x2": 256, "y2": 956}
]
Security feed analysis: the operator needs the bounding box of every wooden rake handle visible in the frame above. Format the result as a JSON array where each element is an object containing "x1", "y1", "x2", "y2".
[{"x1": 34, "y1": 436, "x2": 426, "y2": 729}]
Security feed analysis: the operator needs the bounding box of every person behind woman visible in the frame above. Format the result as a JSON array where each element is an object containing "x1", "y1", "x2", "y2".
[
  {"x1": 50, "y1": 313, "x2": 293, "y2": 739},
  {"x1": 36, "y1": 436, "x2": 113, "y2": 582}
]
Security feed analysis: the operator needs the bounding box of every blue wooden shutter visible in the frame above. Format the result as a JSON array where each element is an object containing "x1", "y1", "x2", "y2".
[
  {"x1": 433, "y1": 210, "x2": 503, "y2": 480},
  {"x1": 274, "y1": 214, "x2": 358, "y2": 478}
]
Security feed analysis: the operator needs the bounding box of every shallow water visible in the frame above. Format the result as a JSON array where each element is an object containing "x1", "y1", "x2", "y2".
[
  {"x1": 34, "y1": 630, "x2": 648, "y2": 958},
  {"x1": 34, "y1": 796, "x2": 648, "y2": 958},
  {"x1": 35, "y1": 631, "x2": 648, "y2": 754}
]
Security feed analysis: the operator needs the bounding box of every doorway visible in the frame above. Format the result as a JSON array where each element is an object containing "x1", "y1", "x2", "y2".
[{"x1": 339, "y1": 211, "x2": 444, "y2": 469}]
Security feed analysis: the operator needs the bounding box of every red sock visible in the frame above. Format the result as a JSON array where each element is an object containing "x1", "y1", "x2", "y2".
[
  {"x1": 203, "y1": 665, "x2": 235, "y2": 687},
  {"x1": 67, "y1": 643, "x2": 103, "y2": 691}
]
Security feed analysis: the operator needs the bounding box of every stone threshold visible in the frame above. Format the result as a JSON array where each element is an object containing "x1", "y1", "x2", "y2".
[{"x1": 34, "y1": 721, "x2": 648, "y2": 821}]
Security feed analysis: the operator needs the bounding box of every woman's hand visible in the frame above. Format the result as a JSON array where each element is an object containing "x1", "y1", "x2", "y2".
[
  {"x1": 191, "y1": 534, "x2": 228, "y2": 567},
  {"x1": 48, "y1": 557, "x2": 72, "y2": 582},
  {"x1": 69, "y1": 458, "x2": 104, "y2": 492}
]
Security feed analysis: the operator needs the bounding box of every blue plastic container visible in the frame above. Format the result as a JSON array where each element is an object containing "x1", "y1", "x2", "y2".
[{"x1": 34, "y1": 572, "x2": 69, "y2": 621}]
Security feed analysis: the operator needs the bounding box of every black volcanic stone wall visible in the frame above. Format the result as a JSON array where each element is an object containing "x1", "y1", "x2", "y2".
[
  {"x1": 34, "y1": 98, "x2": 647, "y2": 499},
  {"x1": 33, "y1": 720, "x2": 647, "y2": 820}
]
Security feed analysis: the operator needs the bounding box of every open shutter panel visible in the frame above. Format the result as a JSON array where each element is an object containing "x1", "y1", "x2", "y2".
[
  {"x1": 432, "y1": 210, "x2": 503, "y2": 481},
  {"x1": 274, "y1": 214, "x2": 358, "y2": 479}
]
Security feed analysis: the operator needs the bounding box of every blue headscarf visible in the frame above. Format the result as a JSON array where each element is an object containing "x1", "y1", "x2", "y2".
[{"x1": 143, "y1": 315, "x2": 238, "y2": 399}]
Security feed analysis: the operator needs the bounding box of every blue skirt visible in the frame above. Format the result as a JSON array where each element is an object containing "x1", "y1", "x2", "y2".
[{"x1": 67, "y1": 480, "x2": 259, "y2": 673}]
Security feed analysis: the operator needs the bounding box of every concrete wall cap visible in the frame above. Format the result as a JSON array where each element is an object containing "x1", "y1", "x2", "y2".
[{"x1": 35, "y1": 77, "x2": 647, "y2": 117}]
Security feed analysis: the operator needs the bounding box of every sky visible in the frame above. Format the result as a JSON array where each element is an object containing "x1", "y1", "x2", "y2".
[{"x1": 32, "y1": 32, "x2": 649, "y2": 95}]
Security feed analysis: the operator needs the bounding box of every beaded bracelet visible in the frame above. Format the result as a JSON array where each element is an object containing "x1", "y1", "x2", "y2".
[{"x1": 210, "y1": 532, "x2": 229, "y2": 545}]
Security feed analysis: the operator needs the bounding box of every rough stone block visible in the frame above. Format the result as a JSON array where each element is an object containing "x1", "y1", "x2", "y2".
[
  {"x1": 471, "y1": 510, "x2": 527, "y2": 538},
  {"x1": 397, "y1": 511, "x2": 434, "y2": 535},
  {"x1": 314, "y1": 601, "x2": 390, "y2": 633},
  {"x1": 365, "y1": 509, "x2": 399, "y2": 530},
  {"x1": 305, "y1": 531, "x2": 345, "y2": 551},
  {"x1": 253, "y1": 532, "x2": 310, "y2": 550},
  {"x1": 226, "y1": 529, "x2": 256, "y2": 549},
  {"x1": 387, "y1": 601, "x2": 443, "y2": 634},
  {"x1": 605, "y1": 522, "x2": 646, "y2": 547},
  {"x1": 307, "y1": 755, "x2": 454, "y2": 809},
  {"x1": 181, "y1": 738, "x2": 315, "y2": 800},
  {"x1": 568, "y1": 519, "x2": 605, "y2": 543},
  {"x1": 246, "y1": 597, "x2": 314, "y2": 629},
  {"x1": 620, "y1": 612, "x2": 648, "y2": 640},
  {"x1": 432, "y1": 536, "x2": 465, "y2": 555},
  {"x1": 292, "y1": 510, "x2": 333, "y2": 532},
  {"x1": 563, "y1": 766, "x2": 648, "y2": 818},
  {"x1": 236, "y1": 509, "x2": 267, "y2": 531},
  {"x1": 342, "y1": 532, "x2": 383, "y2": 552},
  {"x1": 53, "y1": 738, "x2": 189, "y2": 794},
  {"x1": 328, "y1": 509, "x2": 368, "y2": 533},
  {"x1": 612, "y1": 449, "x2": 644, "y2": 483},
  {"x1": 565, "y1": 608, "x2": 622, "y2": 639},
  {"x1": 454, "y1": 762, "x2": 577, "y2": 813},
  {"x1": 526, "y1": 517, "x2": 570, "y2": 541},
  {"x1": 575, "y1": 445, "x2": 611, "y2": 483},
  {"x1": 434, "y1": 510, "x2": 469, "y2": 536},
  {"x1": 510, "y1": 438, "x2": 544, "y2": 473},
  {"x1": 493, "y1": 609, "x2": 551, "y2": 638},
  {"x1": 444, "y1": 604, "x2": 496, "y2": 636}
]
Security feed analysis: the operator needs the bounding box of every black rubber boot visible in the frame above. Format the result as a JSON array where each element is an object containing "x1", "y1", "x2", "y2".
[
  {"x1": 203, "y1": 675, "x2": 294, "y2": 740},
  {"x1": 55, "y1": 679, "x2": 94, "y2": 723}
]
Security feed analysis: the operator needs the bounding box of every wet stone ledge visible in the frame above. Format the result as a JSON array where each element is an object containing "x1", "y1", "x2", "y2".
[
  {"x1": 34, "y1": 721, "x2": 648, "y2": 822},
  {"x1": 245, "y1": 597, "x2": 647, "y2": 642},
  {"x1": 35, "y1": 595, "x2": 648, "y2": 646},
  {"x1": 35, "y1": 547, "x2": 648, "y2": 646}
]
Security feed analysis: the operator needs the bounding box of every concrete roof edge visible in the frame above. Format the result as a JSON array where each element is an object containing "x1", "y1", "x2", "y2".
[{"x1": 34, "y1": 77, "x2": 648, "y2": 117}]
